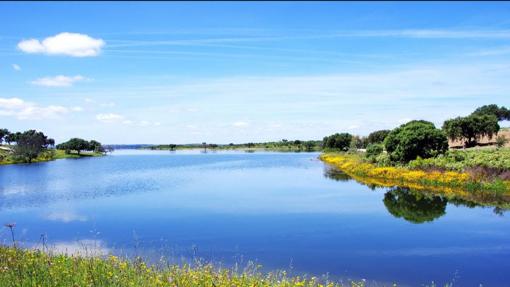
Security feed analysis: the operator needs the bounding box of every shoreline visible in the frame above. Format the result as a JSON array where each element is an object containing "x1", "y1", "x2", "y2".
[
  {"x1": 0, "y1": 149, "x2": 105, "y2": 166},
  {"x1": 320, "y1": 153, "x2": 510, "y2": 197}
]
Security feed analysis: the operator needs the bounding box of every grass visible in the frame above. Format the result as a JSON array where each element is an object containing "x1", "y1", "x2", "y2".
[
  {"x1": 0, "y1": 147, "x2": 104, "y2": 166},
  {"x1": 0, "y1": 246, "x2": 369, "y2": 287}
]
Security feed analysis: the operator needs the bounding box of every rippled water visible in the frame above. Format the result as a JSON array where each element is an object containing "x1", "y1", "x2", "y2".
[{"x1": 1, "y1": 150, "x2": 509, "y2": 286}]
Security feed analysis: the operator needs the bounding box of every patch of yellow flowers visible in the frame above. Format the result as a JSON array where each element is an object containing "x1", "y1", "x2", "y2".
[
  {"x1": 0, "y1": 246, "x2": 369, "y2": 287},
  {"x1": 320, "y1": 153, "x2": 510, "y2": 195}
]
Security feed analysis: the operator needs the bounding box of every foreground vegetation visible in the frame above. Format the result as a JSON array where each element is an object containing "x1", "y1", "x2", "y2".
[{"x1": 0, "y1": 246, "x2": 371, "y2": 287}]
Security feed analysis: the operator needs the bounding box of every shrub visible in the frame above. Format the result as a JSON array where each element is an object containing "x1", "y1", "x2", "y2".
[
  {"x1": 384, "y1": 120, "x2": 448, "y2": 163},
  {"x1": 496, "y1": 135, "x2": 508, "y2": 148},
  {"x1": 365, "y1": 143, "x2": 383, "y2": 160}
]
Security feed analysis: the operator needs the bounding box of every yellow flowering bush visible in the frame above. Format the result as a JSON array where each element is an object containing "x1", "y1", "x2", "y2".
[{"x1": 320, "y1": 153, "x2": 510, "y2": 195}]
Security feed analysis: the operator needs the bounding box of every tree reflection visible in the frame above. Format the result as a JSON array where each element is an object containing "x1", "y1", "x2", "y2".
[
  {"x1": 383, "y1": 188, "x2": 448, "y2": 224},
  {"x1": 323, "y1": 166, "x2": 352, "y2": 182}
]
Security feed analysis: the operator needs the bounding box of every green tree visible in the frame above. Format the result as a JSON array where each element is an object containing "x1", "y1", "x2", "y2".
[
  {"x1": 351, "y1": 135, "x2": 368, "y2": 149},
  {"x1": 365, "y1": 143, "x2": 383, "y2": 160},
  {"x1": 89, "y1": 140, "x2": 103, "y2": 152},
  {"x1": 367, "y1": 129, "x2": 390, "y2": 144},
  {"x1": 4, "y1": 132, "x2": 20, "y2": 145},
  {"x1": 0, "y1": 129, "x2": 9, "y2": 144},
  {"x1": 57, "y1": 138, "x2": 91, "y2": 154},
  {"x1": 442, "y1": 114, "x2": 500, "y2": 148},
  {"x1": 13, "y1": 130, "x2": 50, "y2": 163},
  {"x1": 471, "y1": 104, "x2": 510, "y2": 121},
  {"x1": 322, "y1": 133, "x2": 353, "y2": 151},
  {"x1": 383, "y1": 188, "x2": 447, "y2": 224},
  {"x1": 384, "y1": 120, "x2": 448, "y2": 162},
  {"x1": 304, "y1": 141, "x2": 315, "y2": 152}
]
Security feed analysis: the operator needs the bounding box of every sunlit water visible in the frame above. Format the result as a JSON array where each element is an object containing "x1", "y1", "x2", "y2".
[{"x1": 1, "y1": 150, "x2": 509, "y2": 286}]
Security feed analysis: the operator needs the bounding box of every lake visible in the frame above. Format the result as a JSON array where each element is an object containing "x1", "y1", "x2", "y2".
[{"x1": 0, "y1": 150, "x2": 509, "y2": 286}]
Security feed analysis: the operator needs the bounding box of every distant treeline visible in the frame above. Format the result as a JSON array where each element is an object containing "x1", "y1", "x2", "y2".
[{"x1": 149, "y1": 140, "x2": 323, "y2": 152}]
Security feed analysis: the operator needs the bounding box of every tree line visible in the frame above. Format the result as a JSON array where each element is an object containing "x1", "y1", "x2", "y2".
[
  {"x1": 322, "y1": 104, "x2": 509, "y2": 163},
  {"x1": 0, "y1": 128, "x2": 105, "y2": 163}
]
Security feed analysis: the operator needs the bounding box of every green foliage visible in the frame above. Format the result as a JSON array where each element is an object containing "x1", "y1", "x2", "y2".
[
  {"x1": 57, "y1": 138, "x2": 103, "y2": 154},
  {"x1": 12, "y1": 130, "x2": 51, "y2": 163},
  {"x1": 0, "y1": 246, "x2": 363, "y2": 287},
  {"x1": 322, "y1": 133, "x2": 353, "y2": 151},
  {"x1": 0, "y1": 128, "x2": 9, "y2": 144},
  {"x1": 350, "y1": 135, "x2": 368, "y2": 149},
  {"x1": 384, "y1": 120, "x2": 448, "y2": 163},
  {"x1": 442, "y1": 114, "x2": 500, "y2": 147},
  {"x1": 383, "y1": 188, "x2": 447, "y2": 224},
  {"x1": 409, "y1": 148, "x2": 510, "y2": 171},
  {"x1": 365, "y1": 143, "x2": 383, "y2": 161},
  {"x1": 367, "y1": 129, "x2": 390, "y2": 144},
  {"x1": 471, "y1": 104, "x2": 510, "y2": 121}
]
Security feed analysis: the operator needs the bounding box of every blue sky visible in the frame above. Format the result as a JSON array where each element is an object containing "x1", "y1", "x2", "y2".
[{"x1": 1, "y1": 2, "x2": 510, "y2": 144}]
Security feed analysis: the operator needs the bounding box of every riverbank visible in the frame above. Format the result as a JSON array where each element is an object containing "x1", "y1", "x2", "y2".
[
  {"x1": 0, "y1": 148, "x2": 104, "y2": 166},
  {"x1": 0, "y1": 246, "x2": 364, "y2": 287},
  {"x1": 320, "y1": 153, "x2": 510, "y2": 195}
]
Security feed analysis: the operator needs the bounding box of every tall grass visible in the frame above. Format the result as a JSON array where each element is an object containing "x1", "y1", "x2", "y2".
[{"x1": 0, "y1": 246, "x2": 371, "y2": 287}]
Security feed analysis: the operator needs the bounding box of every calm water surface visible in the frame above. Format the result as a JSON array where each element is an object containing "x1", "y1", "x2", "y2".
[{"x1": 1, "y1": 150, "x2": 509, "y2": 286}]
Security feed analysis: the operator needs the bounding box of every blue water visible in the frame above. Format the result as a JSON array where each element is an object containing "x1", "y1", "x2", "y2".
[{"x1": 1, "y1": 150, "x2": 509, "y2": 286}]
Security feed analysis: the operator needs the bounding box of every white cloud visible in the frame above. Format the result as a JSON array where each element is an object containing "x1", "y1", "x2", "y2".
[
  {"x1": 96, "y1": 113, "x2": 125, "y2": 123},
  {"x1": 0, "y1": 97, "x2": 74, "y2": 120},
  {"x1": 232, "y1": 121, "x2": 249, "y2": 127},
  {"x1": 17, "y1": 32, "x2": 105, "y2": 57},
  {"x1": 12, "y1": 64, "x2": 21, "y2": 71},
  {"x1": 71, "y1": 106, "x2": 83, "y2": 112},
  {"x1": 31, "y1": 75, "x2": 87, "y2": 87},
  {"x1": 46, "y1": 210, "x2": 87, "y2": 223}
]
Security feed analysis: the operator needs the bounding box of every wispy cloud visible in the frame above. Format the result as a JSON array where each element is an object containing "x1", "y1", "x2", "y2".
[
  {"x1": 0, "y1": 97, "x2": 77, "y2": 120},
  {"x1": 12, "y1": 64, "x2": 21, "y2": 71},
  {"x1": 96, "y1": 113, "x2": 126, "y2": 123},
  {"x1": 96, "y1": 113, "x2": 160, "y2": 127},
  {"x1": 104, "y1": 29, "x2": 510, "y2": 50},
  {"x1": 18, "y1": 32, "x2": 105, "y2": 57},
  {"x1": 31, "y1": 75, "x2": 87, "y2": 87}
]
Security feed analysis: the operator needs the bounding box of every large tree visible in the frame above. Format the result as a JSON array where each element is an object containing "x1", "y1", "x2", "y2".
[
  {"x1": 442, "y1": 114, "x2": 500, "y2": 148},
  {"x1": 57, "y1": 138, "x2": 91, "y2": 154},
  {"x1": 322, "y1": 133, "x2": 353, "y2": 151},
  {"x1": 471, "y1": 104, "x2": 510, "y2": 121},
  {"x1": 384, "y1": 120, "x2": 448, "y2": 162},
  {"x1": 367, "y1": 129, "x2": 391, "y2": 145},
  {"x1": 12, "y1": 130, "x2": 50, "y2": 163}
]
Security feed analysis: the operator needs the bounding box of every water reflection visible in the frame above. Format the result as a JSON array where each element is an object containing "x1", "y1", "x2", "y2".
[
  {"x1": 323, "y1": 165, "x2": 510, "y2": 220},
  {"x1": 383, "y1": 188, "x2": 447, "y2": 224}
]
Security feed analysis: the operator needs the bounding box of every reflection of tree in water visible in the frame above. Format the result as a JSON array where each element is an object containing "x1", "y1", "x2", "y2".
[
  {"x1": 383, "y1": 188, "x2": 448, "y2": 224},
  {"x1": 323, "y1": 166, "x2": 352, "y2": 182}
]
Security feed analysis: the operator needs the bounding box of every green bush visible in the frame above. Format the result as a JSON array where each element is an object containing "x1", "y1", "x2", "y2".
[
  {"x1": 409, "y1": 148, "x2": 510, "y2": 171},
  {"x1": 384, "y1": 120, "x2": 448, "y2": 163},
  {"x1": 365, "y1": 143, "x2": 383, "y2": 160}
]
